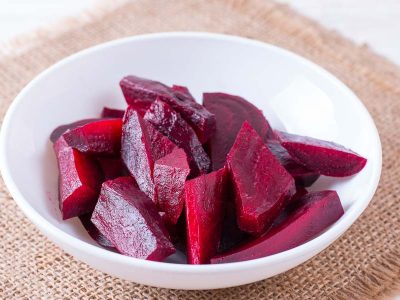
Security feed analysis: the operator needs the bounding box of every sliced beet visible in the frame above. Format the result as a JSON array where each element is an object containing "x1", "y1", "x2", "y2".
[
  {"x1": 171, "y1": 85, "x2": 196, "y2": 103},
  {"x1": 120, "y1": 75, "x2": 215, "y2": 143},
  {"x1": 79, "y1": 213, "x2": 115, "y2": 250},
  {"x1": 227, "y1": 122, "x2": 296, "y2": 234},
  {"x1": 50, "y1": 118, "x2": 100, "y2": 143},
  {"x1": 91, "y1": 176, "x2": 175, "y2": 261},
  {"x1": 203, "y1": 92, "x2": 273, "y2": 170},
  {"x1": 211, "y1": 190, "x2": 344, "y2": 263},
  {"x1": 101, "y1": 107, "x2": 125, "y2": 118},
  {"x1": 96, "y1": 156, "x2": 130, "y2": 180},
  {"x1": 218, "y1": 199, "x2": 250, "y2": 254},
  {"x1": 62, "y1": 119, "x2": 122, "y2": 156},
  {"x1": 54, "y1": 137, "x2": 102, "y2": 220},
  {"x1": 154, "y1": 148, "x2": 190, "y2": 224},
  {"x1": 144, "y1": 99, "x2": 210, "y2": 176},
  {"x1": 185, "y1": 167, "x2": 228, "y2": 264},
  {"x1": 275, "y1": 131, "x2": 367, "y2": 177},
  {"x1": 121, "y1": 107, "x2": 177, "y2": 201},
  {"x1": 267, "y1": 140, "x2": 320, "y2": 187}
]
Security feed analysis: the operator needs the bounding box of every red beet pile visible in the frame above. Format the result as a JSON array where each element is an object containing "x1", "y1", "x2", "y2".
[{"x1": 51, "y1": 75, "x2": 367, "y2": 264}]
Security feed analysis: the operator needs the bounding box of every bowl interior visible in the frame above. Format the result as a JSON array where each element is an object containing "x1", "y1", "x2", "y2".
[{"x1": 1, "y1": 34, "x2": 381, "y2": 265}]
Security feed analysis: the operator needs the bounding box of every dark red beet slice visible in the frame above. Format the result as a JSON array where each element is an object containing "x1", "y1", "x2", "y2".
[
  {"x1": 275, "y1": 131, "x2": 367, "y2": 177},
  {"x1": 160, "y1": 212, "x2": 187, "y2": 252},
  {"x1": 120, "y1": 75, "x2": 215, "y2": 143},
  {"x1": 121, "y1": 107, "x2": 177, "y2": 201},
  {"x1": 218, "y1": 199, "x2": 250, "y2": 254},
  {"x1": 96, "y1": 156, "x2": 130, "y2": 180},
  {"x1": 54, "y1": 137, "x2": 102, "y2": 220},
  {"x1": 154, "y1": 148, "x2": 190, "y2": 224},
  {"x1": 185, "y1": 167, "x2": 228, "y2": 264},
  {"x1": 62, "y1": 119, "x2": 122, "y2": 156},
  {"x1": 203, "y1": 92, "x2": 273, "y2": 170},
  {"x1": 227, "y1": 122, "x2": 296, "y2": 234},
  {"x1": 91, "y1": 176, "x2": 175, "y2": 261},
  {"x1": 50, "y1": 118, "x2": 100, "y2": 143},
  {"x1": 101, "y1": 107, "x2": 125, "y2": 118},
  {"x1": 144, "y1": 99, "x2": 210, "y2": 176},
  {"x1": 79, "y1": 213, "x2": 115, "y2": 250},
  {"x1": 171, "y1": 85, "x2": 196, "y2": 103},
  {"x1": 267, "y1": 140, "x2": 320, "y2": 187},
  {"x1": 211, "y1": 190, "x2": 344, "y2": 263}
]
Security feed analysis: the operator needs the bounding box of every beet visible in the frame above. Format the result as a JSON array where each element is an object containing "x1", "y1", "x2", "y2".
[
  {"x1": 144, "y1": 99, "x2": 210, "y2": 176},
  {"x1": 120, "y1": 75, "x2": 215, "y2": 143},
  {"x1": 50, "y1": 118, "x2": 100, "y2": 143},
  {"x1": 227, "y1": 122, "x2": 296, "y2": 234},
  {"x1": 267, "y1": 140, "x2": 320, "y2": 187},
  {"x1": 211, "y1": 190, "x2": 344, "y2": 263},
  {"x1": 62, "y1": 119, "x2": 122, "y2": 156},
  {"x1": 171, "y1": 85, "x2": 196, "y2": 102},
  {"x1": 275, "y1": 131, "x2": 367, "y2": 177},
  {"x1": 79, "y1": 213, "x2": 115, "y2": 250},
  {"x1": 185, "y1": 167, "x2": 228, "y2": 264},
  {"x1": 96, "y1": 156, "x2": 130, "y2": 180},
  {"x1": 154, "y1": 148, "x2": 190, "y2": 224},
  {"x1": 121, "y1": 107, "x2": 177, "y2": 201},
  {"x1": 101, "y1": 107, "x2": 125, "y2": 118},
  {"x1": 54, "y1": 137, "x2": 102, "y2": 220},
  {"x1": 91, "y1": 176, "x2": 175, "y2": 261},
  {"x1": 203, "y1": 92, "x2": 273, "y2": 170}
]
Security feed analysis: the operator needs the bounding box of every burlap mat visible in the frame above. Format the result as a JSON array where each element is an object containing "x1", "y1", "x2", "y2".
[{"x1": 1, "y1": 0, "x2": 399, "y2": 299}]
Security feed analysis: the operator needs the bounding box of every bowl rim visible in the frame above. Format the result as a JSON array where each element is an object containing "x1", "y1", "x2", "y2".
[{"x1": 0, "y1": 31, "x2": 382, "y2": 273}]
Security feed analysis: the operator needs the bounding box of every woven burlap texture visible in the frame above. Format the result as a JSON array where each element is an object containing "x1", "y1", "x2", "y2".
[{"x1": 1, "y1": 0, "x2": 400, "y2": 299}]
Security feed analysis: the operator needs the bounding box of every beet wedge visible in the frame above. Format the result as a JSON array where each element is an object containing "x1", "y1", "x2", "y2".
[
  {"x1": 185, "y1": 167, "x2": 228, "y2": 264},
  {"x1": 101, "y1": 107, "x2": 125, "y2": 118},
  {"x1": 267, "y1": 140, "x2": 319, "y2": 187},
  {"x1": 91, "y1": 177, "x2": 175, "y2": 261},
  {"x1": 62, "y1": 119, "x2": 122, "y2": 156},
  {"x1": 171, "y1": 85, "x2": 196, "y2": 102},
  {"x1": 50, "y1": 118, "x2": 100, "y2": 143},
  {"x1": 54, "y1": 137, "x2": 103, "y2": 220},
  {"x1": 227, "y1": 122, "x2": 296, "y2": 234},
  {"x1": 203, "y1": 92, "x2": 274, "y2": 170},
  {"x1": 154, "y1": 148, "x2": 190, "y2": 224},
  {"x1": 144, "y1": 99, "x2": 211, "y2": 176},
  {"x1": 120, "y1": 75, "x2": 215, "y2": 143},
  {"x1": 121, "y1": 107, "x2": 177, "y2": 201},
  {"x1": 211, "y1": 190, "x2": 344, "y2": 263},
  {"x1": 96, "y1": 156, "x2": 130, "y2": 180},
  {"x1": 275, "y1": 131, "x2": 367, "y2": 177},
  {"x1": 79, "y1": 213, "x2": 115, "y2": 250}
]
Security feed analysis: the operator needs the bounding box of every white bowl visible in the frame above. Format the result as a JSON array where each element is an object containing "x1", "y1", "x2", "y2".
[{"x1": 0, "y1": 32, "x2": 381, "y2": 290}]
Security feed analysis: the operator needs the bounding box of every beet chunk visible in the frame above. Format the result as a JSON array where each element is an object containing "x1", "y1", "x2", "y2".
[
  {"x1": 203, "y1": 92, "x2": 273, "y2": 170},
  {"x1": 121, "y1": 107, "x2": 177, "y2": 201},
  {"x1": 227, "y1": 122, "x2": 296, "y2": 234},
  {"x1": 267, "y1": 140, "x2": 319, "y2": 187},
  {"x1": 91, "y1": 177, "x2": 175, "y2": 261},
  {"x1": 185, "y1": 167, "x2": 228, "y2": 264},
  {"x1": 120, "y1": 75, "x2": 215, "y2": 143},
  {"x1": 101, "y1": 107, "x2": 125, "y2": 118},
  {"x1": 171, "y1": 85, "x2": 196, "y2": 103},
  {"x1": 79, "y1": 213, "x2": 115, "y2": 250},
  {"x1": 154, "y1": 148, "x2": 190, "y2": 224},
  {"x1": 211, "y1": 190, "x2": 344, "y2": 263},
  {"x1": 275, "y1": 131, "x2": 367, "y2": 177},
  {"x1": 96, "y1": 156, "x2": 130, "y2": 180},
  {"x1": 54, "y1": 137, "x2": 102, "y2": 220},
  {"x1": 50, "y1": 118, "x2": 100, "y2": 143},
  {"x1": 62, "y1": 119, "x2": 122, "y2": 156},
  {"x1": 144, "y1": 99, "x2": 210, "y2": 176}
]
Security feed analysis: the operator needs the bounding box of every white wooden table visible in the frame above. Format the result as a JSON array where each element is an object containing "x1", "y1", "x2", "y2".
[{"x1": 0, "y1": 0, "x2": 398, "y2": 297}]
